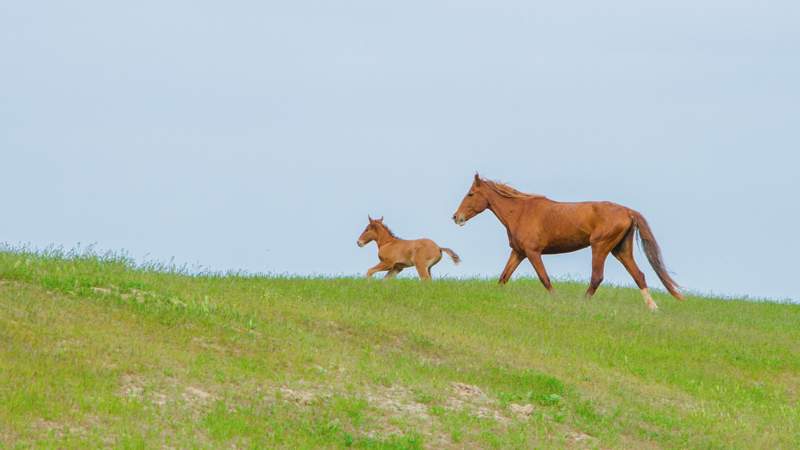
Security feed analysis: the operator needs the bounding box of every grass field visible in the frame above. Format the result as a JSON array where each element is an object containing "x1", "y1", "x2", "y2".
[{"x1": 1, "y1": 250, "x2": 798, "y2": 449}]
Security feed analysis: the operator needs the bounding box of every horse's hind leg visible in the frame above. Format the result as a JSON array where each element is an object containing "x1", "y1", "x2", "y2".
[
  {"x1": 612, "y1": 230, "x2": 658, "y2": 310},
  {"x1": 586, "y1": 233, "x2": 624, "y2": 298},
  {"x1": 586, "y1": 224, "x2": 631, "y2": 298},
  {"x1": 585, "y1": 246, "x2": 610, "y2": 298}
]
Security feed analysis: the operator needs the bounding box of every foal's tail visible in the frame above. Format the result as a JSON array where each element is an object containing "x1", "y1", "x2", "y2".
[
  {"x1": 440, "y1": 247, "x2": 461, "y2": 265},
  {"x1": 631, "y1": 211, "x2": 685, "y2": 300}
]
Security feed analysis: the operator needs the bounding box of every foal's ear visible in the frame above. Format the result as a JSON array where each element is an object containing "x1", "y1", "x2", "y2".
[{"x1": 474, "y1": 172, "x2": 481, "y2": 185}]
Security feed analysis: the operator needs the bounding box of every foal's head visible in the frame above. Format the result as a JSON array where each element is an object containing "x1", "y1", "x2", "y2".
[
  {"x1": 453, "y1": 173, "x2": 490, "y2": 226},
  {"x1": 357, "y1": 216, "x2": 384, "y2": 247}
]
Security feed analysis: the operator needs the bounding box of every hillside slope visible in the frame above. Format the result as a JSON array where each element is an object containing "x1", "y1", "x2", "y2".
[{"x1": 1, "y1": 252, "x2": 798, "y2": 448}]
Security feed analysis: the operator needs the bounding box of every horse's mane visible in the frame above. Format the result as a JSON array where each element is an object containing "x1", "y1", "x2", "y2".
[{"x1": 483, "y1": 178, "x2": 545, "y2": 199}]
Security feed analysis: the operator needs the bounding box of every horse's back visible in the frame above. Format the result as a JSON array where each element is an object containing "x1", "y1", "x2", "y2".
[{"x1": 546, "y1": 200, "x2": 632, "y2": 223}]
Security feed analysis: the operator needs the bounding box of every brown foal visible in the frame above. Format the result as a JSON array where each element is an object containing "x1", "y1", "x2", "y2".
[
  {"x1": 452, "y1": 174, "x2": 683, "y2": 310},
  {"x1": 357, "y1": 216, "x2": 461, "y2": 280}
]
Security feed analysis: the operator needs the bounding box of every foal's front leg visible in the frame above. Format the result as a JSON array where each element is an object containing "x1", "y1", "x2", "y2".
[
  {"x1": 384, "y1": 267, "x2": 403, "y2": 279},
  {"x1": 366, "y1": 261, "x2": 391, "y2": 278}
]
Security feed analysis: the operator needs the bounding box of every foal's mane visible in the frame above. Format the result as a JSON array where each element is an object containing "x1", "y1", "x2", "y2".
[
  {"x1": 483, "y1": 178, "x2": 545, "y2": 199},
  {"x1": 372, "y1": 220, "x2": 399, "y2": 238}
]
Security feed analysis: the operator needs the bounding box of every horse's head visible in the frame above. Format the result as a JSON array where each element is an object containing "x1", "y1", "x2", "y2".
[
  {"x1": 357, "y1": 216, "x2": 383, "y2": 247},
  {"x1": 453, "y1": 173, "x2": 490, "y2": 226}
]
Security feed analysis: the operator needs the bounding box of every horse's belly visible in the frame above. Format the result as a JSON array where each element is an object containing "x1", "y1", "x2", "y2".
[
  {"x1": 542, "y1": 242, "x2": 589, "y2": 254},
  {"x1": 541, "y1": 233, "x2": 591, "y2": 254}
]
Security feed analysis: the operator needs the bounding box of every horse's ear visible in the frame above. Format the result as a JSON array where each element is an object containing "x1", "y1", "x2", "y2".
[
  {"x1": 378, "y1": 216, "x2": 384, "y2": 222},
  {"x1": 474, "y1": 172, "x2": 481, "y2": 185},
  {"x1": 368, "y1": 215, "x2": 373, "y2": 222}
]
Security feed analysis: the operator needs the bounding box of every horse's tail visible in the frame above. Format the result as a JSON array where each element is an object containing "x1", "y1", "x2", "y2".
[
  {"x1": 631, "y1": 211, "x2": 685, "y2": 300},
  {"x1": 440, "y1": 247, "x2": 461, "y2": 265}
]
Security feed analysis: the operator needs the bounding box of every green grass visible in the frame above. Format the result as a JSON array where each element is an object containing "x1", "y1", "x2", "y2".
[{"x1": 0, "y1": 250, "x2": 798, "y2": 448}]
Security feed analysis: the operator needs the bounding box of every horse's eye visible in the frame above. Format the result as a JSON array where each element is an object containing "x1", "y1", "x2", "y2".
[{"x1": 468, "y1": 193, "x2": 474, "y2": 197}]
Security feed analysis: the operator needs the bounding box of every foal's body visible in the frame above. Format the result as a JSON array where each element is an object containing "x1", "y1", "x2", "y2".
[
  {"x1": 357, "y1": 217, "x2": 460, "y2": 279},
  {"x1": 453, "y1": 174, "x2": 683, "y2": 310}
]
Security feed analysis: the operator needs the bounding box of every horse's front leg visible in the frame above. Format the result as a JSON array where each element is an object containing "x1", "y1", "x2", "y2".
[
  {"x1": 498, "y1": 250, "x2": 525, "y2": 284},
  {"x1": 526, "y1": 250, "x2": 554, "y2": 293}
]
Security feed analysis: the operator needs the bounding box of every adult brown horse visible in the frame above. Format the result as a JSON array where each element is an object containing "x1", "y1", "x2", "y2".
[
  {"x1": 452, "y1": 174, "x2": 683, "y2": 310},
  {"x1": 357, "y1": 216, "x2": 461, "y2": 280}
]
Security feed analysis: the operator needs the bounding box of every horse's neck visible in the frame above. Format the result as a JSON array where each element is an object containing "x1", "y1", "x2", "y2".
[{"x1": 486, "y1": 191, "x2": 525, "y2": 232}]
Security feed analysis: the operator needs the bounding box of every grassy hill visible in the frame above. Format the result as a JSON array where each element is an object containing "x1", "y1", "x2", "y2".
[{"x1": 1, "y1": 251, "x2": 798, "y2": 449}]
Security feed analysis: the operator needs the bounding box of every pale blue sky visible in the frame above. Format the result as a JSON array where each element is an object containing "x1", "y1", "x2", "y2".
[{"x1": 2, "y1": 1, "x2": 798, "y2": 300}]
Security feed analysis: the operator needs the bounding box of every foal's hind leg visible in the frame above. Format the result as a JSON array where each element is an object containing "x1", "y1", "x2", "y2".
[
  {"x1": 426, "y1": 253, "x2": 442, "y2": 279},
  {"x1": 612, "y1": 230, "x2": 658, "y2": 311},
  {"x1": 415, "y1": 262, "x2": 432, "y2": 280},
  {"x1": 414, "y1": 257, "x2": 433, "y2": 281},
  {"x1": 413, "y1": 248, "x2": 440, "y2": 281}
]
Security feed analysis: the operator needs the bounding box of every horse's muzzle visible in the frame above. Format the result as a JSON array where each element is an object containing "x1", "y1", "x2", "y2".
[{"x1": 357, "y1": 240, "x2": 365, "y2": 247}]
